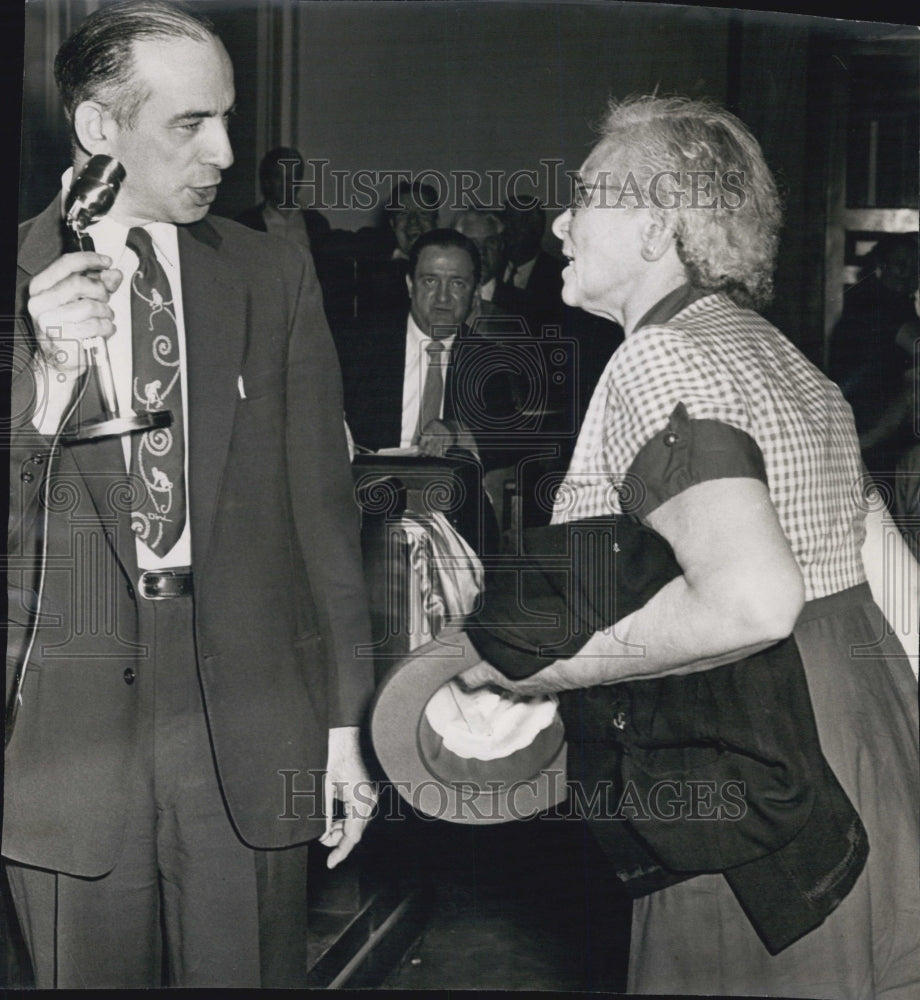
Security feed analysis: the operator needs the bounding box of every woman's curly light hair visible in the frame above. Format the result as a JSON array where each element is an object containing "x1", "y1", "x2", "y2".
[{"x1": 595, "y1": 95, "x2": 782, "y2": 310}]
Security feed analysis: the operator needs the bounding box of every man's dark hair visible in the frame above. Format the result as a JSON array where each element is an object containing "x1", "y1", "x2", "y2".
[
  {"x1": 259, "y1": 146, "x2": 303, "y2": 196},
  {"x1": 409, "y1": 227, "x2": 482, "y2": 287},
  {"x1": 386, "y1": 179, "x2": 442, "y2": 215},
  {"x1": 55, "y1": 0, "x2": 216, "y2": 140},
  {"x1": 503, "y1": 193, "x2": 544, "y2": 215}
]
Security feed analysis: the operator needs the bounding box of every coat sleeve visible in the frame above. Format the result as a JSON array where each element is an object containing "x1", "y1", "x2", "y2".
[{"x1": 282, "y1": 244, "x2": 375, "y2": 728}]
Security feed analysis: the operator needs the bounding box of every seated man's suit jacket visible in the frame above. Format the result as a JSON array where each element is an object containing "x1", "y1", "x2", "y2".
[
  {"x1": 235, "y1": 201, "x2": 331, "y2": 252},
  {"x1": 335, "y1": 312, "x2": 522, "y2": 470},
  {"x1": 5, "y1": 200, "x2": 373, "y2": 877}
]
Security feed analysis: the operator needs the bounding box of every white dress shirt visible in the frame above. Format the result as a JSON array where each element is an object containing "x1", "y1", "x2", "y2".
[
  {"x1": 400, "y1": 313, "x2": 455, "y2": 447},
  {"x1": 504, "y1": 255, "x2": 537, "y2": 290},
  {"x1": 55, "y1": 168, "x2": 193, "y2": 569}
]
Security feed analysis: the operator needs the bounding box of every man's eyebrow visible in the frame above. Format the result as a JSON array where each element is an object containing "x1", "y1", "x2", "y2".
[{"x1": 168, "y1": 104, "x2": 237, "y2": 124}]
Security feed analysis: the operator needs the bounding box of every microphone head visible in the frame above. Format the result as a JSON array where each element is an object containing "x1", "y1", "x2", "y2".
[{"x1": 65, "y1": 155, "x2": 126, "y2": 235}]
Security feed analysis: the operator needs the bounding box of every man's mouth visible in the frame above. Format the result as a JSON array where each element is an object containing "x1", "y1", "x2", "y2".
[{"x1": 190, "y1": 184, "x2": 220, "y2": 203}]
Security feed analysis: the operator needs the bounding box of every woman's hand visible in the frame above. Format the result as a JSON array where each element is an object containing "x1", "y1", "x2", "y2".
[{"x1": 457, "y1": 658, "x2": 577, "y2": 696}]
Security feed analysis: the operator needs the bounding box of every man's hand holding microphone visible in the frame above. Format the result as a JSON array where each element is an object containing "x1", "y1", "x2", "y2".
[{"x1": 27, "y1": 250, "x2": 123, "y2": 436}]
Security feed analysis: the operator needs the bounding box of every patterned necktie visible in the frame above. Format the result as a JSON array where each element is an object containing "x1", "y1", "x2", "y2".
[
  {"x1": 126, "y1": 226, "x2": 186, "y2": 557},
  {"x1": 413, "y1": 339, "x2": 446, "y2": 444}
]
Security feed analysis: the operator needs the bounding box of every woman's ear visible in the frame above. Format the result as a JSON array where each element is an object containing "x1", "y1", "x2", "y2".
[{"x1": 640, "y1": 213, "x2": 676, "y2": 262}]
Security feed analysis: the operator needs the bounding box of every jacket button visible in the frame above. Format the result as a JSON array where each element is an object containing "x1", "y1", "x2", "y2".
[
  {"x1": 611, "y1": 710, "x2": 627, "y2": 731},
  {"x1": 663, "y1": 431, "x2": 679, "y2": 446},
  {"x1": 123, "y1": 667, "x2": 135, "y2": 685},
  {"x1": 21, "y1": 471, "x2": 34, "y2": 483},
  {"x1": 30, "y1": 453, "x2": 45, "y2": 465},
  {"x1": 126, "y1": 582, "x2": 136, "y2": 600}
]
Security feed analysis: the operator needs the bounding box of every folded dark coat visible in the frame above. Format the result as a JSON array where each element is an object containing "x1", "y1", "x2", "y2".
[{"x1": 465, "y1": 516, "x2": 869, "y2": 954}]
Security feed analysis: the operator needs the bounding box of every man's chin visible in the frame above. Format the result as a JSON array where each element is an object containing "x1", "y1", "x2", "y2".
[{"x1": 174, "y1": 203, "x2": 213, "y2": 225}]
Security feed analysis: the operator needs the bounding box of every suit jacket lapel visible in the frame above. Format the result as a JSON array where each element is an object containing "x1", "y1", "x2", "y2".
[
  {"x1": 387, "y1": 321, "x2": 408, "y2": 446},
  {"x1": 19, "y1": 201, "x2": 138, "y2": 572},
  {"x1": 443, "y1": 323, "x2": 471, "y2": 422},
  {"x1": 178, "y1": 219, "x2": 246, "y2": 572}
]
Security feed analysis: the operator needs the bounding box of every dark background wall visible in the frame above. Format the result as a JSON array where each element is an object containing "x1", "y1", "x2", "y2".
[
  {"x1": 287, "y1": 1, "x2": 731, "y2": 229},
  {"x1": 15, "y1": 1, "x2": 920, "y2": 363}
]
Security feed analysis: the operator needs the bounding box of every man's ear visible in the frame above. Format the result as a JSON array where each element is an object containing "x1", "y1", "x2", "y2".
[
  {"x1": 640, "y1": 213, "x2": 676, "y2": 263},
  {"x1": 73, "y1": 101, "x2": 116, "y2": 158}
]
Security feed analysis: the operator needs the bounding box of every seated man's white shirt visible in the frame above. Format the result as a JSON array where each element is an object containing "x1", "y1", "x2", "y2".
[
  {"x1": 504, "y1": 256, "x2": 537, "y2": 289},
  {"x1": 400, "y1": 313, "x2": 456, "y2": 447}
]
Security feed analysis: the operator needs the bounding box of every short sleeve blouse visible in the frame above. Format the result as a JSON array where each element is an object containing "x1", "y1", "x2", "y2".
[{"x1": 552, "y1": 292, "x2": 867, "y2": 601}]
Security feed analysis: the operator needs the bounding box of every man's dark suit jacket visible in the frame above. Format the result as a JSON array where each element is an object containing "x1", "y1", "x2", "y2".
[
  {"x1": 5, "y1": 200, "x2": 373, "y2": 877},
  {"x1": 334, "y1": 311, "x2": 522, "y2": 469},
  {"x1": 494, "y1": 252, "x2": 625, "y2": 442},
  {"x1": 235, "y1": 201, "x2": 331, "y2": 252},
  {"x1": 506, "y1": 250, "x2": 565, "y2": 332}
]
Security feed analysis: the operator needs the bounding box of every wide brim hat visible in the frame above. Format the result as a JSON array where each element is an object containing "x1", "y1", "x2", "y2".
[
  {"x1": 369, "y1": 515, "x2": 677, "y2": 826},
  {"x1": 370, "y1": 627, "x2": 567, "y2": 825}
]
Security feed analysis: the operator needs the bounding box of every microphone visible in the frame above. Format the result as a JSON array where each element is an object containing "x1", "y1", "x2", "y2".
[
  {"x1": 60, "y1": 154, "x2": 172, "y2": 442},
  {"x1": 64, "y1": 154, "x2": 126, "y2": 238}
]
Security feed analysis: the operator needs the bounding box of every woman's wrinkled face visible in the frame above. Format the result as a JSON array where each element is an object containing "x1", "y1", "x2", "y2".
[{"x1": 552, "y1": 142, "x2": 649, "y2": 324}]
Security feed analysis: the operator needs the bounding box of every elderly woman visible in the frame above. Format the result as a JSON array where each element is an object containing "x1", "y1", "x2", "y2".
[{"x1": 462, "y1": 96, "x2": 919, "y2": 998}]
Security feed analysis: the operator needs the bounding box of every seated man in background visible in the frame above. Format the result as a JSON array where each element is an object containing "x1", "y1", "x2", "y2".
[
  {"x1": 452, "y1": 208, "x2": 510, "y2": 317},
  {"x1": 348, "y1": 179, "x2": 443, "y2": 317},
  {"x1": 499, "y1": 195, "x2": 565, "y2": 334},
  {"x1": 335, "y1": 228, "x2": 523, "y2": 469},
  {"x1": 236, "y1": 145, "x2": 331, "y2": 253},
  {"x1": 387, "y1": 179, "x2": 441, "y2": 261},
  {"x1": 828, "y1": 232, "x2": 919, "y2": 504}
]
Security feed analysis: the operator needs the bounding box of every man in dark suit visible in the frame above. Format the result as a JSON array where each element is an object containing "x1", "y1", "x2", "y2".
[
  {"x1": 452, "y1": 208, "x2": 510, "y2": 319},
  {"x1": 235, "y1": 145, "x2": 332, "y2": 254},
  {"x1": 5, "y1": 1, "x2": 374, "y2": 988},
  {"x1": 336, "y1": 227, "x2": 523, "y2": 467},
  {"x1": 499, "y1": 195, "x2": 566, "y2": 335}
]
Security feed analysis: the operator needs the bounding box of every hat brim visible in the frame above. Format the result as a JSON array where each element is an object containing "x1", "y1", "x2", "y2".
[{"x1": 370, "y1": 627, "x2": 567, "y2": 825}]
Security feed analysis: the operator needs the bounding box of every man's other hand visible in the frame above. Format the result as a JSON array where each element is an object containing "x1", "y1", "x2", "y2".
[{"x1": 320, "y1": 726, "x2": 377, "y2": 869}]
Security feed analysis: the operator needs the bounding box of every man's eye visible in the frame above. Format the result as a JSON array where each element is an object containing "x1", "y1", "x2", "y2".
[{"x1": 177, "y1": 120, "x2": 203, "y2": 133}]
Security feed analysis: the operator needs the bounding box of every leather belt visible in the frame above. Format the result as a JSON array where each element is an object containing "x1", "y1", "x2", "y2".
[{"x1": 139, "y1": 569, "x2": 194, "y2": 600}]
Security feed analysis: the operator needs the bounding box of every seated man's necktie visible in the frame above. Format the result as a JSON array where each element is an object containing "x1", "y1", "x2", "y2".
[{"x1": 413, "y1": 339, "x2": 446, "y2": 444}]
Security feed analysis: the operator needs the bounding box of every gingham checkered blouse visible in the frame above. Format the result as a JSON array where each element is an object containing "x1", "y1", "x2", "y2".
[{"x1": 551, "y1": 292, "x2": 867, "y2": 601}]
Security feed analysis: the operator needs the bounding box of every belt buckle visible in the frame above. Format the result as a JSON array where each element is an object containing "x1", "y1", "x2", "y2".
[{"x1": 139, "y1": 570, "x2": 180, "y2": 601}]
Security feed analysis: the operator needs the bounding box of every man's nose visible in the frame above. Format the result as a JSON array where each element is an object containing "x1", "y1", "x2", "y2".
[
  {"x1": 552, "y1": 209, "x2": 571, "y2": 240},
  {"x1": 435, "y1": 280, "x2": 451, "y2": 302},
  {"x1": 203, "y1": 118, "x2": 234, "y2": 170}
]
